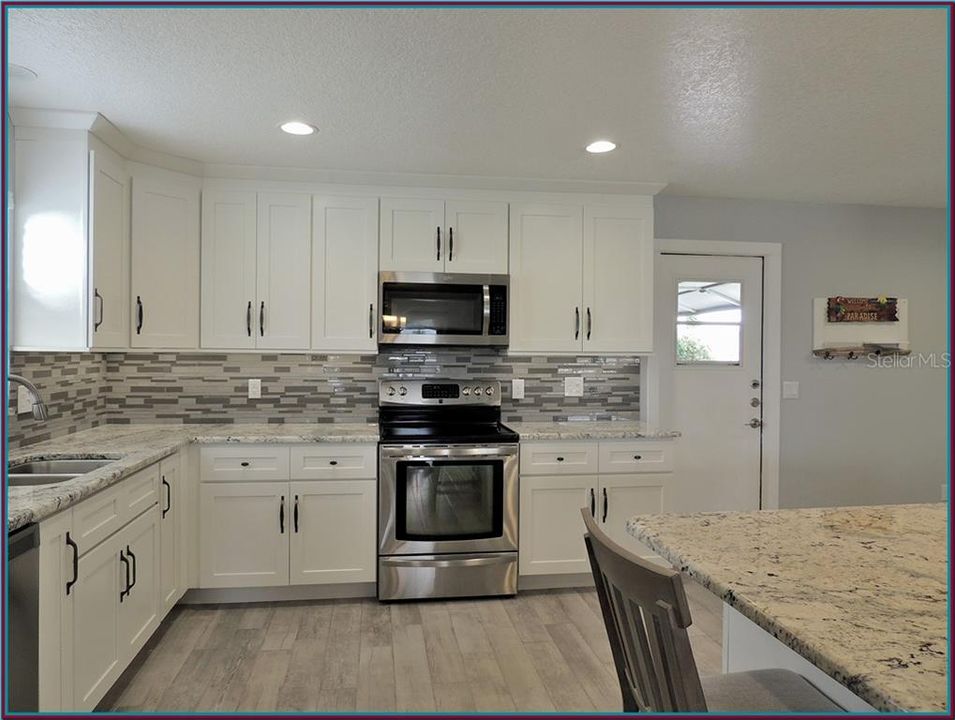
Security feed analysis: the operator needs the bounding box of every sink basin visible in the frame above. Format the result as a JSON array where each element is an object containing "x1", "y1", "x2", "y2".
[
  {"x1": 9, "y1": 458, "x2": 114, "y2": 475},
  {"x1": 8, "y1": 474, "x2": 81, "y2": 487}
]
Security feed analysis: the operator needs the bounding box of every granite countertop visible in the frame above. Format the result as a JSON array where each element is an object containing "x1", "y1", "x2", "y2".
[
  {"x1": 510, "y1": 420, "x2": 680, "y2": 441},
  {"x1": 627, "y1": 504, "x2": 947, "y2": 712},
  {"x1": 8, "y1": 423, "x2": 379, "y2": 532}
]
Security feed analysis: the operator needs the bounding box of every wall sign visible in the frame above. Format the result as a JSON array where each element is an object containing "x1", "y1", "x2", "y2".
[{"x1": 827, "y1": 296, "x2": 899, "y2": 323}]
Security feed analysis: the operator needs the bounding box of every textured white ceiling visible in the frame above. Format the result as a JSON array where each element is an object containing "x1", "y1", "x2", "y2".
[{"x1": 8, "y1": 7, "x2": 947, "y2": 207}]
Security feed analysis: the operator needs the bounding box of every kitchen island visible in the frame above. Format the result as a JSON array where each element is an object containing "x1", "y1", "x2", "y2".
[{"x1": 627, "y1": 504, "x2": 947, "y2": 713}]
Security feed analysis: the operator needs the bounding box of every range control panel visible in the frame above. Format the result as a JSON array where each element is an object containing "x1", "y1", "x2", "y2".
[{"x1": 379, "y1": 379, "x2": 501, "y2": 406}]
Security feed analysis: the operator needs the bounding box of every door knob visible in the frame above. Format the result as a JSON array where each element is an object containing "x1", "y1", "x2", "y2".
[
  {"x1": 746, "y1": 418, "x2": 763, "y2": 429},
  {"x1": 751, "y1": 379, "x2": 761, "y2": 389}
]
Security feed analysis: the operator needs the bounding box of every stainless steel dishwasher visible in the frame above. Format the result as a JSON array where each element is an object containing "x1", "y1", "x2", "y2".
[{"x1": 8, "y1": 523, "x2": 39, "y2": 711}]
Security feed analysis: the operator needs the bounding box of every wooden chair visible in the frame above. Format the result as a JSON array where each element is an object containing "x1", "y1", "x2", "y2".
[{"x1": 581, "y1": 509, "x2": 843, "y2": 713}]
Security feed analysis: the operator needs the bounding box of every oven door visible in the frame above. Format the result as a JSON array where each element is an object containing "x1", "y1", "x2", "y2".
[{"x1": 379, "y1": 444, "x2": 518, "y2": 555}]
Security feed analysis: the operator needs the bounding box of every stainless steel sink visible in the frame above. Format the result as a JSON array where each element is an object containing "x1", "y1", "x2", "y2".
[{"x1": 9, "y1": 459, "x2": 114, "y2": 475}]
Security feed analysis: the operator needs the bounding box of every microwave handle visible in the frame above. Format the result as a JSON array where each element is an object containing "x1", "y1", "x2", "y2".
[{"x1": 482, "y1": 285, "x2": 491, "y2": 336}]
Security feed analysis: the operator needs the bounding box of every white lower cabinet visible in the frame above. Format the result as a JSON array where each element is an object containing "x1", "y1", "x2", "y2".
[
  {"x1": 159, "y1": 453, "x2": 183, "y2": 614},
  {"x1": 199, "y1": 482, "x2": 290, "y2": 588},
  {"x1": 118, "y1": 507, "x2": 161, "y2": 660},
  {"x1": 519, "y1": 440, "x2": 674, "y2": 578}
]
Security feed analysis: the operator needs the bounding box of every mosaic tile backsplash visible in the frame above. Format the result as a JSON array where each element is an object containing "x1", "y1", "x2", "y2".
[{"x1": 8, "y1": 349, "x2": 639, "y2": 448}]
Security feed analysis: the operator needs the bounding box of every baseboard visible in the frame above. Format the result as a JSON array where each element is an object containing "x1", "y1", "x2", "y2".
[
  {"x1": 518, "y1": 573, "x2": 595, "y2": 590},
  {"x1": 180, "y1": 582, "x2": 377, "y2": 604}
]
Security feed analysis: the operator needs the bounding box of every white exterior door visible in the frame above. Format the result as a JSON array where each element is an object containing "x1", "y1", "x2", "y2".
[
  {"x1": 655, "y1": 254, "x2": 764, "y2": 512},
  {"x1": 518, "y1": 475, "x2": 595, "y2": 576},
  {"x1": 117, "y1": 507, "x2": 160, "y2": 662},
  {"x1": 311, "y1": 195, "x2": 378, "y2": 352},
  {"x1": 509, "y1": 203, "x2": 584, "y2": 353},
  {"x1": 130, "y1": 171, "x2": 200, "y2": 348},
  {"x1": 444, "y1": 200, "x2": 508, "y2": 274},
  {"x1": 88, "y1": 149, "x2": 129, "y2": 350},
  {"x1": 200, "y1": 190, "x2": 257, "y2": 349},
  {"x1": 256, "y1": 193, "x2": 311, "y2": 349},
  {"x1": 582, "y1": 204, "x2": 654, "y2": 353},
  {"x1": 379, "y1": 197, "x2": 445, "y2": 272},
  {"x1": 289, "y1": 480, "x2": 376, "y2": 585},
  {"x1": 159, "y1": 453, "x2": 182, "y2": 614},
  {"x1": 199, "y1": 482, "x2": 290, "y2": 588}
]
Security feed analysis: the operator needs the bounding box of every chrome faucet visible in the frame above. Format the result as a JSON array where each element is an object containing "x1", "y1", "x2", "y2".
[{"x1": 8, "y1": 374, "x2": 49, "y2": 421}]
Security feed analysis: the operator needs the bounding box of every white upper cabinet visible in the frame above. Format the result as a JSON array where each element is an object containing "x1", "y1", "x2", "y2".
[
  {"x1": 443, "y1": 200, "x2": 509, "y2": 273},
  {"x1": 256, "y1": 193, "x2": 312, "y2": 350},
  {"x1": 130, "y1": 167, "x2": 200, "y2": 348},
  {"x1": 509, "y1": 203, "x2": 584, "y2": 353},
  {"x1": 200, "y1": 191, "x2": 257, "y2": 349},
  {"x1": 88, "y1": 147, "x2": 130, "y2": 350},
  {"x1": 582, "y1": 205, "x2": 654, "y2": 353},
  {"x1": 379, "y1": 197, "x2": 445, "y2": 272},
  {"x1": 380, "y1": 197, "x2": 508, "y2": 274},
  {"x1": 312, "y1": 195, "x2": 379, "y2": 352}
]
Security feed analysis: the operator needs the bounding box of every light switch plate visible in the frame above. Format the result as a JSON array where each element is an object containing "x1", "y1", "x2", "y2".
[
  {"x1": 512, "y1": 379, "x2": 525, "y2": 400},
  {"x1": 17, "y1": 386, "x2": 33, "y2": 415},
  {"x1": 564, "y1": 376, "x2": 584, "y2": 397},
  {"x1": 782, "y1": 381, "x2": 800, "y2": 399},
  {"x1": 248, "y1": 379, "x2": 262, "y2": 399}
]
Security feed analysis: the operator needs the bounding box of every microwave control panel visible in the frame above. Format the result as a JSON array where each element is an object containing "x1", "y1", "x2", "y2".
[{"x1": 489, "y1": 286, "x2": 508, "y2": 336}]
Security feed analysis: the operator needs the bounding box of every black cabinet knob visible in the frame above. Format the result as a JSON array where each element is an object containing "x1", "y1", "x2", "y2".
[
  {"x1": 329, "y1": 460, "x2": 338, "y2": 466},
  {"x1": 633, "y1": 455, "x2": 642, "y2": 460},
  {"x1": 240, "y1": 461, "x2": 250, "y2": 467},
  {"x1": 556, "y1": 457, "x2": 565, "y2": 462}
]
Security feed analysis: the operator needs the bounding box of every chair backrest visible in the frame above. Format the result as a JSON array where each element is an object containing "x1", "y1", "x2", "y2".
[{"x1": 582, "y1": 508, "x2": 707, "y2": 712}]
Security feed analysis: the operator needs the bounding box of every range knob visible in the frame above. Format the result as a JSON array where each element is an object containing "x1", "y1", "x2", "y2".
[
  {"x1": 461, "y1": 387, "x2": 470, "y2": 396},
  {"x1": 485, "y1": 386, "x2": 495, "y2": 396},
  {"x1": 387, "y1": 386, "x2": 396, "y2": 397},
  {"x1": 399, "y1": 386, "x2": 408, "y2": 396},
  {"x1": 472, "y1": 386, "x2": 483, "y2": 396}
]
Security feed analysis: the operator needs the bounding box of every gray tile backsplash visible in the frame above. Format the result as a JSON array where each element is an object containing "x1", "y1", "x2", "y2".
[{"x1": 9, "y1": 349, "x2": 639, "y2": 448}]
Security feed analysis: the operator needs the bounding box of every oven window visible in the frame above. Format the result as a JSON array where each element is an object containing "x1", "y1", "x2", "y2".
[
  {"x1": 381, "y1": 283, "x2": 484, "y2": 335},
  {"x1": 395, "y1": 460, "x2": 503, "y2": 540}
]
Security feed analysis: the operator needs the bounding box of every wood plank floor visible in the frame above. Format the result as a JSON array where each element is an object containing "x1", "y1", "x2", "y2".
[{"x1": 98, "y1": 584, "x2": 723, "y2": 713}]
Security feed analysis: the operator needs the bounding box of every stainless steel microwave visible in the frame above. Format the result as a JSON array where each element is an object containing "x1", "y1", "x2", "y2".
[{"x1": 378, "y1": 272, "x2": 508, "y2": 346}]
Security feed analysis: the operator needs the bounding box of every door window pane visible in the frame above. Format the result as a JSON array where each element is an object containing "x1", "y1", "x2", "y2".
[{"x1": 677, "y1": 281, "x2": 742, "y2": 364}]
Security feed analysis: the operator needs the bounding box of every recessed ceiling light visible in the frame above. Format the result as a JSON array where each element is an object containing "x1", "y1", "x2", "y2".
[
  {"x1": 586, "y1": 140, "x2": 617, "y2": 154},
  {"x1": 280, "y1": 121, "x2": 317, "y2": 136},
  {"x1": 8, "y1": 63, "x2": 38, "y2": 81}
]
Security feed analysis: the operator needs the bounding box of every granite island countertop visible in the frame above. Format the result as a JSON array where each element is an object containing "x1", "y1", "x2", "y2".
[
  {"x1": 8, "y1": 423, "x2": 379, "y2": 532},
  {"x1": 627, "y1": 504, "x2": 947, "y2": 712},
  {"x1": 509, "y1": 420, "x2": 680, "y2": 441}
]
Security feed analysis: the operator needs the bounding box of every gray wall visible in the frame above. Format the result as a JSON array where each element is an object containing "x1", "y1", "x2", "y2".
[{"x1": 655, "y1": 196, "x2": 948, "y2": 508}]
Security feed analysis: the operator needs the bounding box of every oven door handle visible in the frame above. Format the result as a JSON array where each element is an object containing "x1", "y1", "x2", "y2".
[
  {"x1": 379, "y1": 554, "x2": 514, "y2": 569},
  {"x1": 383, "y1": 450, "x2": 518, "y2": 462}
]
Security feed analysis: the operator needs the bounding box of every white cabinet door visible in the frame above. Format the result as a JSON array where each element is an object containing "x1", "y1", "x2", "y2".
[
  {"x1": 38, "y1": 511, "x2": 73, "y2": 711},
  {"x1": 518, "y1": 475, "x2": 596, "y2": 576},
  {"x1": 69, "y1": 533, "x2": 123, "y2": 711},
  {"x1": 159, "y1": 453, "x2": 182, "y2": 615},
  {"x1": 444, "y1": 200, "x2": 508, "y2": 274},
  {"x1": 289, "y1": 480, "x2": 376, "y2": 585},
  {"x1": 199, "y1": 482, "x2": 290, "y2": 588},
  {"x1": 509, "y1": 203, "x2": 583, "y2": 353},
  {"x1": 200, "y1": 190, "x2": 256, "y2": 349},
  {"x1": 379, "y1": 197, "x2": 445, "y2": 272},
  {"x1": 117, "y1": 507, "x2": 160, "y2": 663},
  {"x1": 88, "y1": 150, "x2": 130, "y2": 350},
  {"x1": 311, "y1": 195, "x2": 378, "y2": 352},
  {"x1": 130, "y1": 171, "x2": 200, "y2": 348},
  {"x1": 256, "y1": 193, "x2": 311, "y2": 349},
  {"x1": 582, "y1": 205, "x2": 654, "y2": 353},
  {"x1": 598, "y1": 474, "x2": 667, "y2": 561}
]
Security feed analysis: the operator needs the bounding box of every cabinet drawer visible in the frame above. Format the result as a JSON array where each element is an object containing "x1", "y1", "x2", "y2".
[
  {"x1": 290, "y1": 445, "x2": 377, "y2": 480},
  {"x1": 199, "y1": 446, "x2": 290, "y2": 481},
  {"x1": 72, "y1": 482, "x2": 126, "y2": 557},
  {"x1": 124, "y1": 464, "x2": 160, "y2": 518},
  {"x1": 598, "y1": 442, "x2": 673, "y2": 474},
  {"x1": 520, "y1": 442, "x2": 598, "y2": 475}
]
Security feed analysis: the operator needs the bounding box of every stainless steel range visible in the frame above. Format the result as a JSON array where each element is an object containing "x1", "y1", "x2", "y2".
[{"x1": 377, "y1": 379, "x2": 519, "y2": 601}]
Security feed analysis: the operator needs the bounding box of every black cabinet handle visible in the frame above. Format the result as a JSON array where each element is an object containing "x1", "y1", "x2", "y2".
[
  {"x1": 602, "y1": 487, "x2": 608, "y2": 523},
  {"x1": 633, "y1": 455, "x2": 642, "y2": 461},
  {"x1": 135, "y1": 296, "x2": 143, "y2": 334},
  {"x1": 556, "y1": 456, "x2": 565, "y2": 462},
  {"x1": 329, "y1": 460, "x2": 338, "y2": 466},
  {"x1": 94, "y1": 289, "x2": 104, "y2": 331},
  {"x1": 65, "y1": 532, "x2": 78, "y2": 596},
  {"x1": 369, "y1": 303, "x2": 374, "y2": 339},
  {"x1": 449, "y1": 227, "x2": 454, "y2": 262},
  {"x1": 436, "y1": 226, "x2": 441, "y2": 261},
  {"x1": 126, "y1": 545, "x2": 137, "y2": 592},
  {"x1": 575, "y1": 307, "x2": 580, "y2": 340},
  {"x1": 293, "y1": 495, "x2": 299, "y2": 534},
  {"x1": 587, "y1": 307, "x2": 592, "y2": 341},
  {"x1": 589, "y1": 488, "x2": 596, "y2": 517},
  {"x1": 240, "y1": 461, "x2": 250, "y2": 467},
  {"x1": 259, "y1": 301, "x2": 265, "y2": 337},
  {"x1": 119, "y1": 551, "x2": 130, "y2": 602},
  {"x1": 279, "y1": 496, "x2": 285, "y2": 534},
  {"x1": 162, "y1": 476, "x2": 171, "y2": 518},
  {"x1": 247, "y1": 301, "x2": 252, "y2": 337}
]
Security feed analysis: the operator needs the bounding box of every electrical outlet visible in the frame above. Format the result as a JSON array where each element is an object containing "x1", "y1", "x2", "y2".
[
  {"x1": 17, "y1": 386, "x2": 33, "y2": 415},
  {"x1": 512, "y1": 379, "x2": 525, "y2": 400},
  {"x1": 782, "y1": 381, "x2": 800, "y2": 399},
  {"x1": 248, "y1": 379, "x2": 262, "y2": 399},
  {"x1": 564, "y1": 376, "x2": 584, "y2": 397}
]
